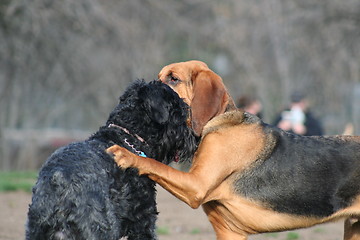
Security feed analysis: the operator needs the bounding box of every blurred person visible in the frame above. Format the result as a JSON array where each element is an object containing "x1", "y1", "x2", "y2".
[
  {"x1": 343, "y1": 123, "x2": 354, "y2": 135},
  {"x1": 273, "y1": 91, "x2": 323, "y2": 136},
  {"x1": 237, "y1": 95, "x2": 263, "y2": 118}
]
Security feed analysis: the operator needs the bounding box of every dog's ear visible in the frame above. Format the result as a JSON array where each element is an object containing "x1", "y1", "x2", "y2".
[
  {"x1": 140, "y1": 84, "x2": 171, "y2": 125},
  {"x1": 191, "y1": 71, "x2": 228, "y2": 135}
]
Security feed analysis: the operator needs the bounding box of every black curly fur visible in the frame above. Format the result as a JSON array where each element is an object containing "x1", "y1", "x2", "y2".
[{"x1": 26, "y1": 80, "x2": 198, "y2": 240}]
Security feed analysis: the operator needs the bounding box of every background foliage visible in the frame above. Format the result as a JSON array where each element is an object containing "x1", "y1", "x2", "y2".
[{"x1": 1, "y1": 0, "x2": 359, "y2": 170}]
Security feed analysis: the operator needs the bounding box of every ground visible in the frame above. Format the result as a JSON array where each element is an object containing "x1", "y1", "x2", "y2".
[{"x1": 0, "y1": 187, "x2": 344, "y2": 240}]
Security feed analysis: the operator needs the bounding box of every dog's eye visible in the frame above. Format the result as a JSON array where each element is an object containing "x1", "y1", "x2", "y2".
[{"x1": 169, "y1": 76, "x2": 180, "y2": 85}]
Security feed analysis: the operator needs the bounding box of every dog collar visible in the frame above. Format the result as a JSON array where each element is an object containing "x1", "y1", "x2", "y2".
[
  {"x1": 138, "y1": 152, "x2": 147, "y2": 157},
  {"x1": 108, "y1": 123, "x2": 146, "y2": 143},
  {"x1": 108, "y1": 123, "x2": 147, "y2": 157},
  {"x1": 124, "y1": 138, "x2": 147, "y2": 157}
]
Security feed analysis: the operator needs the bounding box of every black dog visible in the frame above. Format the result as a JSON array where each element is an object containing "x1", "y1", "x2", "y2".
[{"x1": 26, "y1": 80, "x2": 198, "y2": 240}]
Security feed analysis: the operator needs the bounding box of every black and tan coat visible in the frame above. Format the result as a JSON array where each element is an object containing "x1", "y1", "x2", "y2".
[{"x1": 108, "y1": 61, "x2": 360, "y2": 240}]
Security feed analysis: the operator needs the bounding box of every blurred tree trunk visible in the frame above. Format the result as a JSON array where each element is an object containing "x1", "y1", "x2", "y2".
[{"x1": 263, "y1": 0, "x2": 291, "y2": 103}]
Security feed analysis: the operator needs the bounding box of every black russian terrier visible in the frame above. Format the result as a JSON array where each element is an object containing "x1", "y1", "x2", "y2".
[{"x1": 26, "y1": 80, "x2": 198, "y2": 240}]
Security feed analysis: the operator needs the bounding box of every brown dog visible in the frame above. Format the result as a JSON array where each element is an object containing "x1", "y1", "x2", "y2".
[{"x1": 108, "y1": 61, "x2": 360, "y2": 240}]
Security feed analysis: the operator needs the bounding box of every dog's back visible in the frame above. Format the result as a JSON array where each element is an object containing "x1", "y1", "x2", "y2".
[
  {"x1": 27, "y1": 140, "x2": 157, "y2": 240},
  {"x1": 27, "y1": 141, "x2": 121, "y2": 239},
  {"x1": 236, "y1": 127, "x2": 360, "y2": 218}
]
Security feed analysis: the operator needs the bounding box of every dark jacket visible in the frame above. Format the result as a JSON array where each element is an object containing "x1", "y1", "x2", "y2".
[{"x1": 273, "y1": 110, "x2": 323, "y2": 136}]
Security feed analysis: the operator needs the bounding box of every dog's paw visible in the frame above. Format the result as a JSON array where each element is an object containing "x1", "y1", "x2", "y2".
[
  {"x1": 106, "y1": 145, "x2": 121, "y2": 156},
  {"x1": 106, "y1": 145, "x2": 135, "y2": 169}
]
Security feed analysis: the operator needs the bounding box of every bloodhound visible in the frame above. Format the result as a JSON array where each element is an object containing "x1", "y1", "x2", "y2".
[{"x1": 107, "y1": 60, "x2": 360, "y2": 240}]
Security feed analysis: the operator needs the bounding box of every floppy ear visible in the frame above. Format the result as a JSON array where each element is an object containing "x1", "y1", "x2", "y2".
[{"x1": 191, "y1": 71, "x2": 228, "y2": 136}]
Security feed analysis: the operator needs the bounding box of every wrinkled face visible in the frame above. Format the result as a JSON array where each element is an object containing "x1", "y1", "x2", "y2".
[
  {"x1": 158, "y1": 60, "x2": 209, "y2": 107},
  {"x1": 158, "y1": 60, "x2": 230, "y2": 136}
]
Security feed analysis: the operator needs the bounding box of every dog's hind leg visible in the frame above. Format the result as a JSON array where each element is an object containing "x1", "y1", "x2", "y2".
[
  {"x1": 344, "y1": 218, "x2": 360, "y2": 240},
  {"x1": 203, "y1": 202, "x2": 248, "y2": 240}
]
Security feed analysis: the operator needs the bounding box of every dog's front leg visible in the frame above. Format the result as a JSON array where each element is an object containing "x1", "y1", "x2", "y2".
[{"x1": 107, "y1": 144, "x2": 233, "y2": 209}]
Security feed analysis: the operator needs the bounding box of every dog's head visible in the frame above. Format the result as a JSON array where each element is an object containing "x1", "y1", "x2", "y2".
[
  {"x1": 107, "y1": 80, "x2": 198, "y2": 164},
  {"x1": 158, "y1": 60, "x2": 236, "y2": 136}
]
